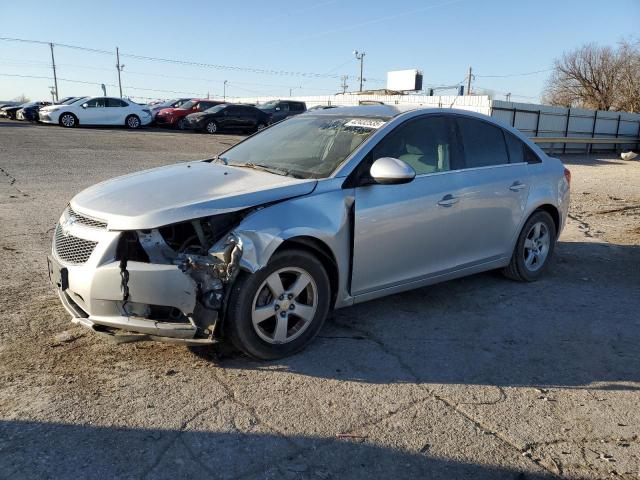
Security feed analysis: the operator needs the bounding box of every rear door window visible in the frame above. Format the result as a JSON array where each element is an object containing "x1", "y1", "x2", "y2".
[
  {"x1": 456, "y1": 117, "x2": 509, "y2": 168},
  {"x1": 107, "y1": 98, "x2": 127, "y2": 107}
]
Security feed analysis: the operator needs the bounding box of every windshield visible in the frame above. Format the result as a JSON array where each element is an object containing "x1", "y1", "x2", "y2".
[
  {"x1": 179, "y1": 100, "x2": 195, "y2": 110},
  {"x1": 258, "y1": 101, "x2": 278, "y2": 110},
  {"x1": 65, "y1": 97, "x2": 87, "y2": 105},
  {"x1": 219, "y1": 115, "x2": 386, "y2": 179},
  {"x1": 205, "y1": 105, "x2": 226, "y2": 113}
]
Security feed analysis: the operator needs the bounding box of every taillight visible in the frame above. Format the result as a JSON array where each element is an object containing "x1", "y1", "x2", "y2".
[{"x1": 563, "y1": 167, "x2": 571, "y2": 186}]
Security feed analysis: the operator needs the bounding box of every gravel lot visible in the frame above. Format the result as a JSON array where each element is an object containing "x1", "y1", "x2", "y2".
[{"x1": 0, "y1": 119, "x2": 639, "y2": 479}]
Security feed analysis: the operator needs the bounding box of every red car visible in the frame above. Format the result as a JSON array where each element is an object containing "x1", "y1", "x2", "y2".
[{"x1": 155, "y1": 99, "x2": 224, "y2": 129}]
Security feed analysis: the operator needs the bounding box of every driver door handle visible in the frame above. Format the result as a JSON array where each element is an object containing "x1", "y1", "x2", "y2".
[
  {"x1": 437, "y1": 194, "x2": 459, "y2": 207},
  {"x1": 509, "y1": 181, "x2": 526, "y2": 192}
]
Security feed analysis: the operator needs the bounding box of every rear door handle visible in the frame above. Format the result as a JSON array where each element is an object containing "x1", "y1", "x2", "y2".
[
  {"x1": 437, "y1": 194, "x2": 459, "y2": 207},
  {"x1": 509, "y1": 181, "x2": 526, "y2": 192}
]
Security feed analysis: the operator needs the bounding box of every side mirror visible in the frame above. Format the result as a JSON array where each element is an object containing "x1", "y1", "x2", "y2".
[
  {"x1": 81, "y1": 103, "x2": 88, "y2": 109},
  {"x1": 370, "y1": 157, "x2": 416, "y2": 185},
  {"x1": 275, "y1": 106, "x2": 281, "y2": 111}
]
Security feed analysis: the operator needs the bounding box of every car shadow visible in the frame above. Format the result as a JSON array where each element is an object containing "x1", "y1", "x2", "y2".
[
  {"x1": 193, "y1": 241, "x2": 640, "y2": 390},
  {"x1": 0, "y1": 420, "x2": 554, "y2": 479}
]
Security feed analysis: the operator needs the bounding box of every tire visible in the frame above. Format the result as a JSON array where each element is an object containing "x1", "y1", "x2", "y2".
[
  {"x1": 503, "y1": 210, "x2": 556, "y2": 282},
  {"x1": 126, "y1": 114, "x2": 141, "y2": 129},
  {"x1": 225, "y1": 249, "x2": 331, "y2": 360},
  {"x1": 256, "y1": 122, "x2": 267, "y2": 132},
  {"x1": 59, "y1": 112, "x2": 78, "y2": 128},
  {"x1": 176, "y1": 118, "x2": 186, "y2": 130},
  {"x1": 205, "y1": 121, "x2": 217, "y2": 134}
]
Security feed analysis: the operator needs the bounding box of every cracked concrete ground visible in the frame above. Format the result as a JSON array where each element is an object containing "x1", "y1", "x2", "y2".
[{"x1": 0, "y1": 119, "x2": 638, "y2": 479}]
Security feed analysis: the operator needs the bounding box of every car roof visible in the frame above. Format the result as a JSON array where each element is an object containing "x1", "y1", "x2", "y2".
[{"x1": 304, "y1": 104, "x2": 401, "y2": 118}]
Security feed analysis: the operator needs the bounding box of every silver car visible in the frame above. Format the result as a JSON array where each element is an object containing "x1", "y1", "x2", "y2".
[{"x1": 48, "y1": 106, "x2": 570, "y2": 359}]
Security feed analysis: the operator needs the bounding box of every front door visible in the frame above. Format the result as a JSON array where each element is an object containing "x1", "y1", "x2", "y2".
[{"x1": 351, "y1": 115, "x2": 466, "y2": 295}]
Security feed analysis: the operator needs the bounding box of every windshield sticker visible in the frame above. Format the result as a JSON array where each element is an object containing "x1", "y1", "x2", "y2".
[{"x1": 344, "y1": 118, "x2": 385, "y2": 130}]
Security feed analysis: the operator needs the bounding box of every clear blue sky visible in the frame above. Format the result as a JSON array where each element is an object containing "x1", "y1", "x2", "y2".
[{"x1": 1, "y1": 0, "x2": 638, "y2": 103}]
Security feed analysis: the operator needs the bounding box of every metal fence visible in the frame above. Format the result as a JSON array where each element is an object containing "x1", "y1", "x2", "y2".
[{"x1": 489, "y1": 101, "x2": 640, "y2": 153}]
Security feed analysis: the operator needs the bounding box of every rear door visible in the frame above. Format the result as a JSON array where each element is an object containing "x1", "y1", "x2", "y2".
[
  {"x1": 451, "y1": 116, "x2": 530, "y2": 266},
  {"x1": 106, "y1": 98, "x2": 128, "y2": 124},
  {"x1": 352, "y1": 115, "x2": 467, "y2": 295}
]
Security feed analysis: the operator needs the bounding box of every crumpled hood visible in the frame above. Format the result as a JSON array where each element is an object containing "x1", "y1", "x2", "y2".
[{"x1": 71, "y1": 161, "x2": 317, "y2": 230}]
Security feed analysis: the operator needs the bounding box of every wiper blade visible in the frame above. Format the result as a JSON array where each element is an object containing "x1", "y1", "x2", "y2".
[{"x1": 228, "y1": 162, "x2": 297, "y2": 178}]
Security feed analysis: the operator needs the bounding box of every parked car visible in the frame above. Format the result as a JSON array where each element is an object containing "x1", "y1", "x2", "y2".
[
  {"x1": 155, "y1": 99, "x2": 224, "y2": 129},
  {"x1": 39, "y1": 96, "x2": 152, "y2": 128},
  {"x1": 148, "y1": 98, "x2": 192, "y2": 121},
  {"x1": 257, "y1": 100, "x2": 306, "y2": 123},
  {"x1": 16, "y1": 101, "x2": 52, "y2": 121},
  {"x1": 48, "y1": 106, "x2": 570, "y2": 359},
  {"x1": 184, "y1": 104, "x2": 271, "y2": 134},
  {"x1": 2, "y1": 102, "x2": 49, "y2": 120},
  {"x1": 307, "y1": 105, "x2": 339, "y2": 111}
]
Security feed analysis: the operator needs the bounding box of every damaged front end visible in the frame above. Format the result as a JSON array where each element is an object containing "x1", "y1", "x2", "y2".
[
  {"x1": 118, "y1": 213, "x2": 246, "y2": 343},
  {"x1": 53, "y1": 209, "x2": 247, "y2": 346}
]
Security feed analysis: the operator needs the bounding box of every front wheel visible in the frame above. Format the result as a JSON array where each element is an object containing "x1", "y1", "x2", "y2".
[
  {"x1": 205, "y1": 121, "x2": 218, "y2": 134},
  {"x1": 176, "y1": 118, "x2": 186, "y2": 130},
  {"x1": 225, "y1": 249, "x2": 331, "y2": 360},
  {"x1": 503, "y1": 210, "x2": 557, "y2": 282},
  {"x1": 256, "y1": 122, "x2": 267, "y2": 132},
  {"x1": 59, "y1": 113, "x2": 78, "y2": 128}
]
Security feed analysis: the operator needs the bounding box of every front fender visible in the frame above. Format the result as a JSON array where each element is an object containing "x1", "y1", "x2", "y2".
[{"x1": 227, "y1": 180, "x2": 355, "y2": 307}]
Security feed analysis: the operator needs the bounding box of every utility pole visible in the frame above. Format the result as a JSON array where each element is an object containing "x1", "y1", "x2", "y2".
[
  {"x1": 340, "y1": 75, "x2": 348, "y2": 94},
  {"x1": 466, "y1": 66, "x2": 473, "y2": 96},
  {"x1": 353, "y1": 50, "x2": 365, "y2": 92},
  {"x1": 49, "y1": 86, "x2": 56, "y2": 103},
  {"x1": 223, "y1": 80, "x2": 228, "y2": 100},
  {"x1": 49, "y1": 43, "x2": 59, "y2": 102},
  {"x1": 116, "y1": 47, "x2": 124, "y2": 98}
]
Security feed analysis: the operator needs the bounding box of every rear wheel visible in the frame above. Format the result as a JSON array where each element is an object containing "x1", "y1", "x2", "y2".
[
  {"x1": 176, "y1": 118, "x2": 187, "y2": 130},
  {"x1": 225, "y1": 249, "x2": 331, "y2": 360},
  {"x1": 59, "y1": 113, "x2": 77, "y2": 128},
  {"x1": 503, "y1": 210, "x2": 556, "y2": 282},
  {"x1": 125, "y1": 114, "x2": 141, "y2": 129}
]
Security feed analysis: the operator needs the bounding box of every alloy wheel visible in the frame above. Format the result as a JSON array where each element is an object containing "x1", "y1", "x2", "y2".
[
  {"x1": 523, "y1": 221, "x2": 550, "y2": 271},
  {"x1": 251, "y1": 267, "x2": 318, "y2": 345},
  {"x1": 127, "y1": 116, "x2": 140, "y2": 128},
  {"x1": 206, "y1": 122, "x2": 217, "y2": 134},
  {"x1": 61, "y1": 114, "x2": 75, "y2": 127}
]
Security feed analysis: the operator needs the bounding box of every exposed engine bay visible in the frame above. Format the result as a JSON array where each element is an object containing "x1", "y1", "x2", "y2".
[{"x1": 116, "y1": 212, "x2": 247, "y2": 341}]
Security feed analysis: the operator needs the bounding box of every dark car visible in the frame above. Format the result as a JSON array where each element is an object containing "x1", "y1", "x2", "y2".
[
  {"x1": 155, "y1": 99, "x2": 224, "y2": 129},
  {"x1": 257, "y1": 100, "x2": 306, "y2": 123},
  {"x1": 17, "y1": 101, "x2": 52, "y2": 121},
  {"x1": 184, "y1": 104, "x2": 271, "y2": 134},
  {"x1": 3, "y1": 101, "x2": 49, "y2": 120}
]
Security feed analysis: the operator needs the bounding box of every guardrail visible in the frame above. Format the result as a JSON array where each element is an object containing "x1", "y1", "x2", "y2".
[
  {"x1": 531, "y1": 137, "x2": 640, "y2": 144},
  {"x1": 531, "y1": 136, "x2": 640, "y2": 154}
]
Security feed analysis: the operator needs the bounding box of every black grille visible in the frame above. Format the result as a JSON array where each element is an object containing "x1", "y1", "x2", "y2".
[
  {"x1": 66, "y1": 206, "x2": 107, "y2": 229},
  {"x1": 54, "y1": 224, "x2": 98, "y2": 264}
]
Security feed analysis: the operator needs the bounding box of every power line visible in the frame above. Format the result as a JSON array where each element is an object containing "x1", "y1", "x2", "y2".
[
  {"x1": 0, "y1": 36, "x2": 384, "y2": 82},
  {"x1": 475, "y1": 68, "x2": 553, "y2": 78}
]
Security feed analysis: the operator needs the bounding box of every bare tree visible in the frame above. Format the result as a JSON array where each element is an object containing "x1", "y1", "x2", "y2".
[
  {"x1": 543, "y1": 41, "x2": 640, "y2": 112},
  {"x1": 12, "y1": 94, "x2": 30, "y2": 103},
  {"x1": 615, "y1": 39, "x2": 640, "y2": 113}
]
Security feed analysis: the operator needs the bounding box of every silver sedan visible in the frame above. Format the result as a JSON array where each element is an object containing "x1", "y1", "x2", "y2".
[{"x1": 49, "y1": 106, "x2": 570, "y2": 359}]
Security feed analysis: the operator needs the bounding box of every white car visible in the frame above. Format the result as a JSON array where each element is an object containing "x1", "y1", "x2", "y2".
[{"x1": 39, "y1": 96, "x2": 152, "y2": 129}]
